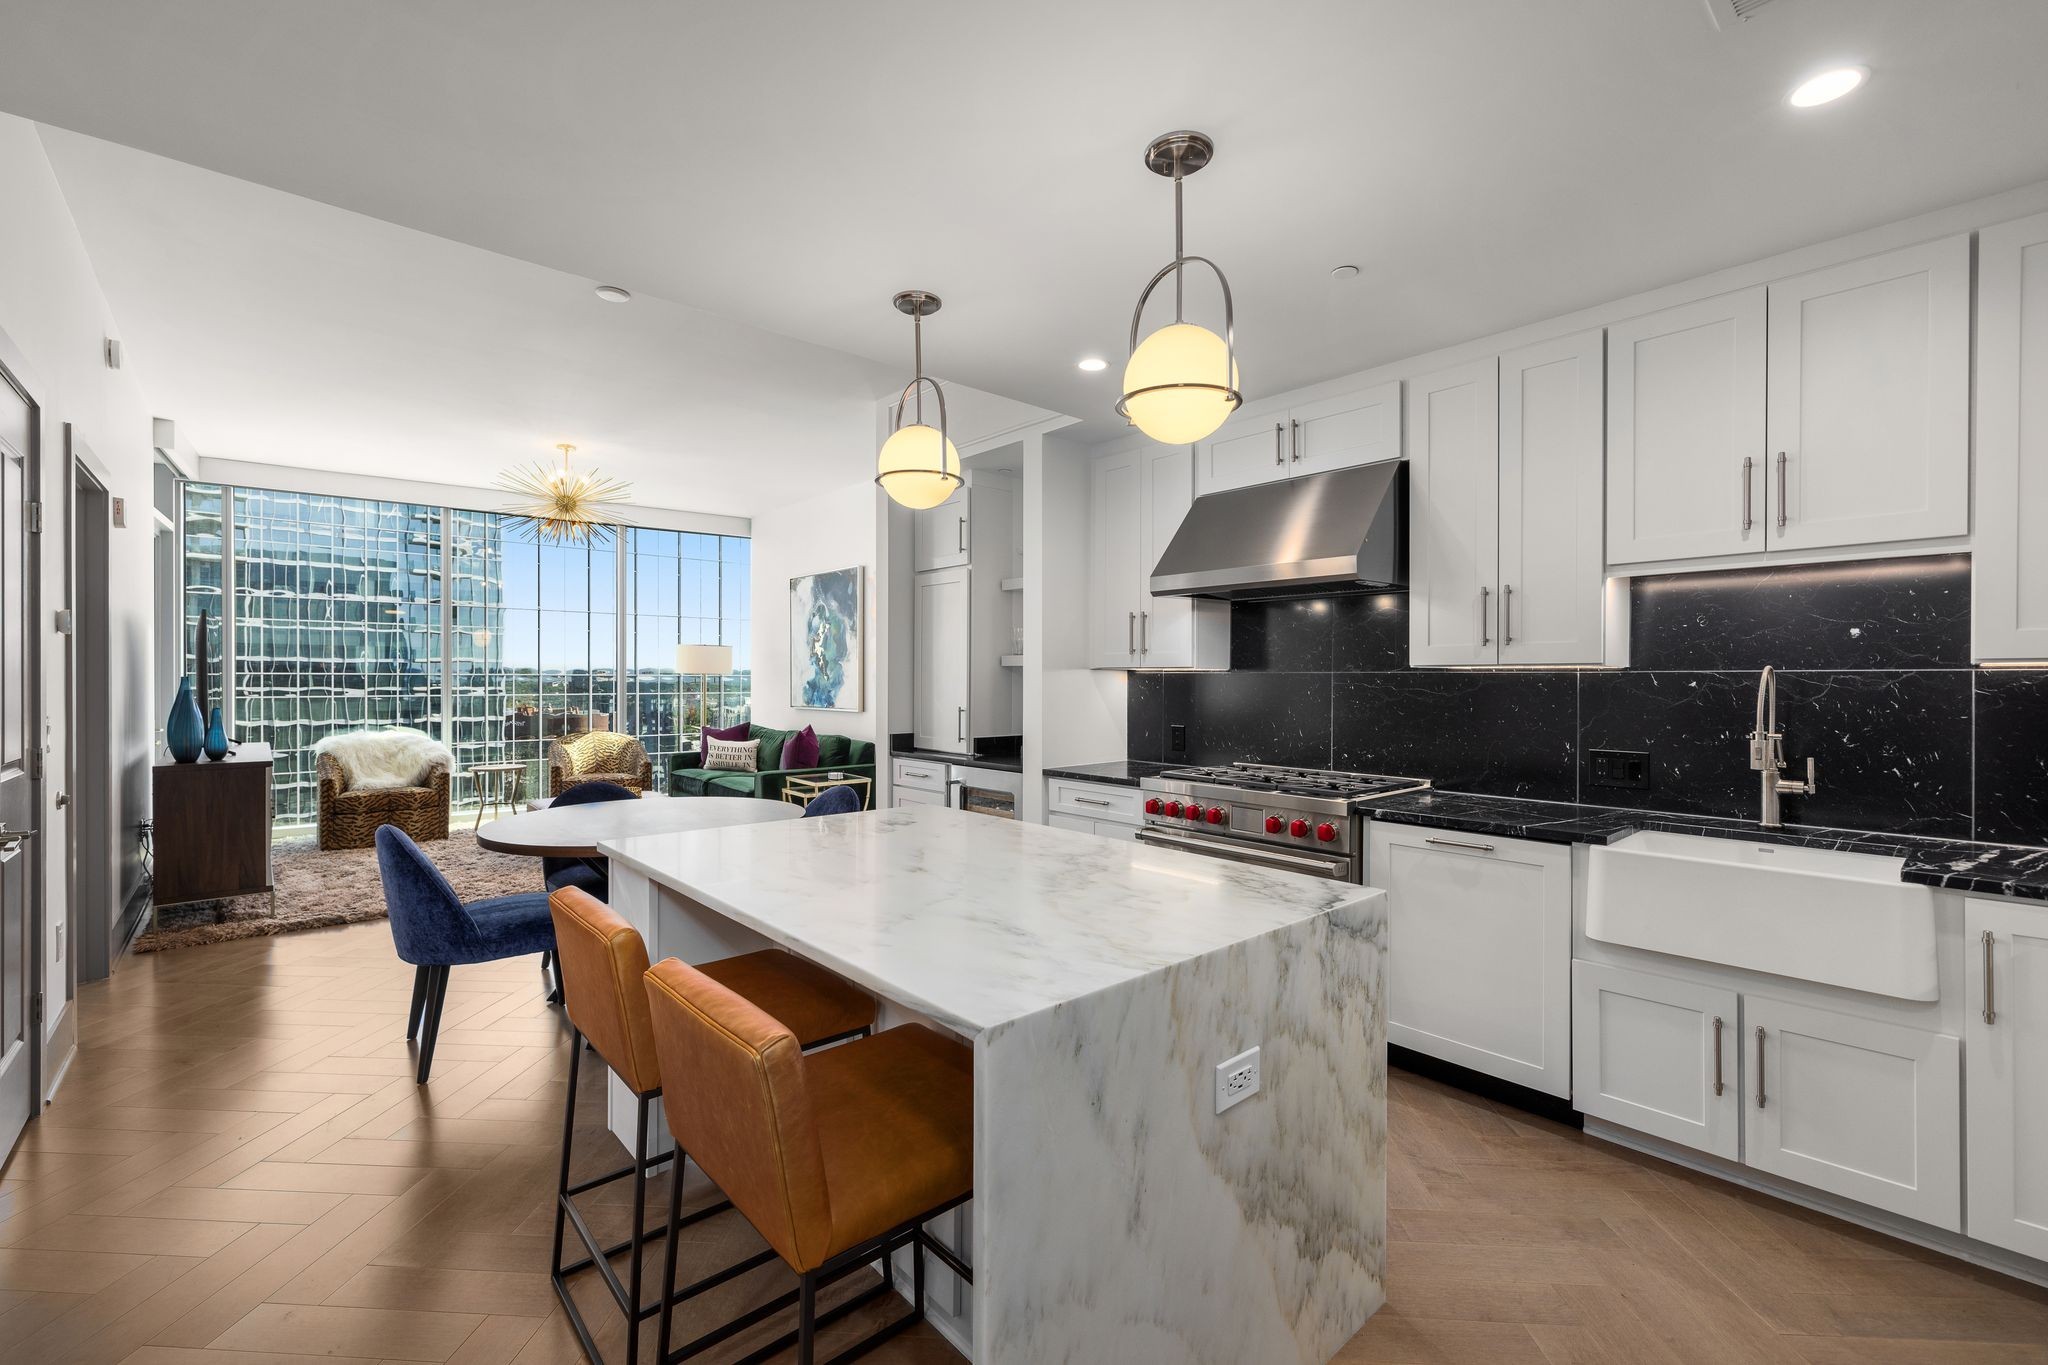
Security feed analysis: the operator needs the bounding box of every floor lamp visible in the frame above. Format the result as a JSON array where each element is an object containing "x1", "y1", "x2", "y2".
[{"x1": 675, "y1": 644, "x2": 733, "y2": 744}]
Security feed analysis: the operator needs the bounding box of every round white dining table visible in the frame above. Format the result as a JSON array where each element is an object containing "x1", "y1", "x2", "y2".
[{"x1": 474, "y1": 794, "x2": 801, "y2": 859}]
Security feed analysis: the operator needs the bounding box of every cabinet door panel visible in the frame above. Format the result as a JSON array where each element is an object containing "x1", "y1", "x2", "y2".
[
  {"x1": 1370, "y1": 825, "x2": 1571, "y2": 1097},
  {"x1": 911, "y1": 489, "x2": 970, "y2": 572},
  {"x1": 912, "y1": 567, "x2": 970, "y2": 752},
  {"x1": 1138, "y1": 445, "x2": 1205, "y2": 668},
  {"x1": 1966, "y1": 897, "x2": 2048, "y2": 1259},
  {"x1": 1767, "y1": 237, "x2": 1969, "y2": 551},
  {"x1": 1089, "y1": 455, "x2": 1141, "y2": 668},
  {"x1": 1973, "y1": 212, "x2": 2048, "y2": 661},
  {"x1": 1407, "y1": 360, "x2": 1500, "y2": 667},
  {"x1": 1292, "y1": 382, "x2": 1402, "y2": 476},
  {"x1": 1200, "y1": 415, "x2": 1288, "y2": 494},
  {"x1": 1500, "y1": 330, "x2": 1607, "y2": 665},
  {"x1": 1605, "y1": 289, "x2": 1765, "y2": 565},
  {"x1": 1744, "y1": 994, "x2": 1960, "y2": 1231},
  {"x1": 1572, "y1": 961, "x2": 1739, "y2": 1160}
]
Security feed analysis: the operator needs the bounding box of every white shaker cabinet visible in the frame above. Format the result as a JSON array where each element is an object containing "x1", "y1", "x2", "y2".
[
  {"x1": 1973, "y1": 211, "x2": 2048, "y2": 662},
  {"x1": 1966, "y1": 897, "x2": 2048, "y2": 1260},
  {"x1": 911, "y1": 566, "x2": 970, "y2": 752},
  {"x1": 1368, "y1": 824, "x2": 1573, "y2": 1098},
  {"x1": 1765, "y1": 236, "x2": 1969, "y2": 553},
  {"x1": 1605, "y1": 288, "x2": 1767, "y2": 565},
  {"x1": 1572, "y1": 961, "x2": 1740, "y2": 1162},
  {"x1": 1406, "y1": 359, "x2": 1500, "y2": 667},
  {"x1": 1088, "y1": 445, "x2": 1228, "y2": 670},
  {"x1": 1195, "y1": 382, "x2": 1400, "y2": 494},
  {"x1": 911, "y1": 488, "x2": 971, "y2": 572}
]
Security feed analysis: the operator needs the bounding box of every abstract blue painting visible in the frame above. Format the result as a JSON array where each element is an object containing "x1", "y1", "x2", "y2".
[{"x1": 791, "y1": 566, "x2": 864, "y2": 711}]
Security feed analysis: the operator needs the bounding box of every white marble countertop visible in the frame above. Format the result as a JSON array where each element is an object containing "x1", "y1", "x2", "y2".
[{"x1": 601, "y1": 805, "x2": 1377, "y2": 1035}]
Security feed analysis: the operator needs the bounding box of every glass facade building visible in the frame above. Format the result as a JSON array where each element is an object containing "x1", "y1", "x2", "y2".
[{"x1": 181, "y1": 481, "x2": 749, "y2": 830}]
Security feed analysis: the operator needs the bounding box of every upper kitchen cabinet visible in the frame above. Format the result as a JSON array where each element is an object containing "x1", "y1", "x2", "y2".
[
  {"x1": 1974, "y1": 211, "x2": 2048, "y2": 662},
  {"x1": 1195, "y1": 381, "x2": 1401, "y2": 495},
  {"x1": 1605, "y1": 288, "x2": 1767, "y2": 565},
  {"x1": 1089, "y1": 444, "x2": 1228, "y2": 670},
  {"x1": 1607, "y1": 236, "x2": 1969, "y2": 569},
  {"x1": 1766, "y1": 236, "x2": 1969, "y2": 553},
  {"x1": 1407, "y1": 359, "x2": 1499, "y2": 667},
  {"x1": 911, "y1": 487, "x2": 973, "y2": 572},
  {"x1": 910, "y1": 476, "x2": 1021, "y2": 753}
]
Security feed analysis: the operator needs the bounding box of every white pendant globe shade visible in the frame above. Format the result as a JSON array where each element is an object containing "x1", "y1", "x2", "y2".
[
  {"x1": 1121, "y1": 322, "x2": 1240, "y2": 444},
  {"x1": 876, "y1": 423, "x2": 962, "y2": 509}
]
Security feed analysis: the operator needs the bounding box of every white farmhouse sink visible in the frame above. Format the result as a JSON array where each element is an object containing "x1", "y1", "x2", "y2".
[{"x1": 1584, "y1": 831, "x2": 1939, "y2": 1001}]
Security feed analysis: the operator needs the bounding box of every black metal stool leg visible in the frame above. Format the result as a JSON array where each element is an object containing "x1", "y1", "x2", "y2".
[
  {"x1": 625, "y1": 1094, "x2": 650, "y2": 1365},
  {"x1": 797, "y1": 1273, "x2": 817, "y2": 1365},
  {"x1": 405, "y1": 965, "x2": 430, "y2": 1041},
  {"x1": 657, "y1": 1138, "x2": 686, "y2": 1363},
  {"x1": 550, "y1": 1027, "x2": 581, "y2": 1290}
]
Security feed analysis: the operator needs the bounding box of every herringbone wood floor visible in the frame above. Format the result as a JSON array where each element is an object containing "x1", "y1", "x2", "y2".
[{"x1": 2, "y1": 921, "x2": 2045, "y2": 1364}]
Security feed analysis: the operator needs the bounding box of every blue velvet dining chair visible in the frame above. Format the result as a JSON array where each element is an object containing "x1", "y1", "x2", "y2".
[
  {"x1": 802, "y1": 784, "x2": 864, "y2": 816},
  {"x1": 376, "y1": 825, "x2": 557, "y2": 1083},
  {"x1": 541, "y1": 779, "x2": 637, "y2": 902}
]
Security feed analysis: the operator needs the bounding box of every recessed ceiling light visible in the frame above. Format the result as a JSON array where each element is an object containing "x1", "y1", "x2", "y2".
[
  {"x1": 1330, "y1": 264, "x2": 1361, "y2": 280},
  {"x1": 594, "y1": 284, "x2": 632, "y2": 303},
  {"x1": 1077, "y1": 357, "x2": 1108, "y2": 372},
  {"x1": 1789, "y1": 67, "x2": 1866, "y2": 108}
]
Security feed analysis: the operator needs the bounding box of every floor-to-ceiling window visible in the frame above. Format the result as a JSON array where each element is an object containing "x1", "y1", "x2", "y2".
[{"x1": 180, "y1": 480, "x2": 748, "y2": 831}]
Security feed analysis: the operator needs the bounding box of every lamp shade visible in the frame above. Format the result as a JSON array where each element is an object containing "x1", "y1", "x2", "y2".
[
  {"x1": 675, "y1": 644, "x2": 733, "y2": 675},
  {"x1": 876, "y1": 423, "x2": 962, "y2": 510},
  {"x1": 1121, "y1": 322, "x2": 1240, "y2": 444}
]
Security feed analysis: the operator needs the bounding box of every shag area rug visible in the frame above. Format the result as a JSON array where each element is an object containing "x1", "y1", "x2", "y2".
[{"x1": 134, "y1": 828, "x2": 546, "y2": 953}]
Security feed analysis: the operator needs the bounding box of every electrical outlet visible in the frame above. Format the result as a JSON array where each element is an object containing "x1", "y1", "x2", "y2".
[
  {"x1": 1170, "y1": 723, "x2": 1188, "y2": 754},
  {"x1": 1215, "y1": 1046, "x2": 1260, "y2": 1114},
  {"x1": 1588, "y1": 748, "x2": 1650, "y2": 790}
]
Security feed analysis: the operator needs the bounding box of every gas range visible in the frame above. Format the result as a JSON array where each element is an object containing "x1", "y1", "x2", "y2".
[{"x1": 1135, "y1": 764, "x2": 1430, "y2": 882}]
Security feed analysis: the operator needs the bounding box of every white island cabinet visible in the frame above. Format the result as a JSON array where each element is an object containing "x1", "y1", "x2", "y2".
[{"x1": 599, "y1": 805, "x2": 1388, "y2": 1364}]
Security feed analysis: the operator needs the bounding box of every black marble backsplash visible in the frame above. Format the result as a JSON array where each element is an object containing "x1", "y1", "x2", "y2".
[{"x1": 1128, "y1": 554, "x2": 2048, "y2": 846}]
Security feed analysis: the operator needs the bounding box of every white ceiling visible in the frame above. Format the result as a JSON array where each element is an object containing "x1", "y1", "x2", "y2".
[{"x1": 10, "y1": 0, "x2": 2048, "y2": 482}]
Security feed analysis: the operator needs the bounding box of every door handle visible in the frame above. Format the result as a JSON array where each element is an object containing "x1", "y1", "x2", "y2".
[
  {"x1": 1776, "y1": 452, "x2": 1788, "y2": 530},
  {"x1": 0, "y1": 825, "x2": 33, "y2": 865},
  {"x1": 1502, "y1": 583, "x2": 1513, "y2": 647},
  {"x1": 1273, "y1": 423, "x2": 1284, "y2": 465},
  {"x1": 1479, "y1": 586, "x2": 1490, "y2": 648},
  {"x1": 1290, "y1": 419, "x2": 1301, "y2": 463},
  {"x1": 1982, "y1": 929, "x2": 1996, "y2": 1026},
  {"x1": 1755, "y1": 1026, "x2": 1767, "y2": 1109},
  {"x1": 1742, "y1": 456, "x2": 1754, "y2": 533},
  {"x1": 957, "y1": 516, "x2": 967, "y2": 554},
  {"x1": 1712, "y1": 1015, "x2": 1725, "y2": 1097},
  {"x1": 957, "y1": 706, "x2": 966, "y2": 743},
  {"x1": 1139, "y1": 611, "x2": 1148, "y2": 656}
]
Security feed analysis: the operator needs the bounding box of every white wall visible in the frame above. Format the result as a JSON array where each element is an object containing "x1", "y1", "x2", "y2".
[
  {"x1": 748, "y1": 477, "x2": 882, "y2": 744},
  {"x1": 0, "y1": 114, "x2": 161, "y2": 1072}
]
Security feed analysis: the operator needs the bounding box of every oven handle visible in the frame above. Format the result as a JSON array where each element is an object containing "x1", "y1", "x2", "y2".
[{"x1": 1134, "y1": 827, "x2": 1352, "y2": 879}]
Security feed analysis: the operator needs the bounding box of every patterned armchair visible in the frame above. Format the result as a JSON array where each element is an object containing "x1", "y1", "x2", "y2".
[
  {"x1": 547, "y1": 731, "x2": 654, "y2": 797},
  {"x1": 317, "y1": 752, "x2": 452, "y2": 851}
]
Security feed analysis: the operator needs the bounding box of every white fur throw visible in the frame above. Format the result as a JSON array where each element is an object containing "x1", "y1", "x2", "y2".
[{"x1": 313, "y1": 728, "x2": 455, "y2": 790}]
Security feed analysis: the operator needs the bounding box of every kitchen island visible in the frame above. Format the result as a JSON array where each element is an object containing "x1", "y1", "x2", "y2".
[{"x1": 598, "y1": 804, "x2": 1387, "y2": 1364}]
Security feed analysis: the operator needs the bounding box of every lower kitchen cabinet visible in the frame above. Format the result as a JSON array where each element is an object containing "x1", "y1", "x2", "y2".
[
  {"x1": 1572, "y1": 961, "x2": 1740, "y2": 1161},
  {"x1": 1966, "y1": 897, "x2": 2048, "y2": 1259},
  {"x1": 1046, "y1": 811, "x2": 1138, "y2": 841},
  {"x1": 1745, "y1": 994, "x2": 1960, "y2": 1231},
  {"x1": 1368, "y1": 825, "x2": 1572, "y2": 1097},
  {"x1": 1044, "y1": 777, "x2": 1143, "y2": 841},
  {"x1": 894, "y1": 787, "x2": 948, "y2": 810}
]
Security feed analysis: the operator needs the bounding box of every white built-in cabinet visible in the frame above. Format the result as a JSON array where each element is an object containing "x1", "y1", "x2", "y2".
[
  {"x1": 1607, "y1": 236, "x2": 1969, "y2": 567},
  {"x1": 911, "y1": 567, "x2": 970, "y2": 751},
  {"x1": 911, "y1": 489, "x2": 972, "y2": 572},
  {"x1": 1409, "y1": 333, "x2": 1620, "y2": 668},
  {"x1": 1573, "y1": 962, "x2": 1741, "y2": 1161},
  {"x1": 1966, "y1": 897, "x2": 2048, "y2": 1260},
  {"x1": 1368, "y1": 825, "x2": 1573, "y2": 1098},
  {"x1": 1973, "y1": 211, "x2": 2048, "y2": 662},
  {"x1": 1195, "y1": 382, "x2": 1401, "y2": 494},
  {"x1": 1088, "y1": 445, "x2": 1228, "y2": 670},
  {"x1": 910, "y1": 479, "x2": 1020, "y2": 752}
]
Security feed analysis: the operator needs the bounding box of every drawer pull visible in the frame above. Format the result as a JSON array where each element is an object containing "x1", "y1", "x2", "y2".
[
  {"x1": 1712, "y1": 1015, "x2": 1725, "y2": 1097},
  {"x1": 1424, "y1": 836, "x2": 1495, "y2": 854},
  {"x1": 1073, "y1": 797, "x2": 1112, "y2": 808},
  {"x1": 1755, "y1": 1026, "x2": 1767, "y2": 1110},
  {"x1": 1982, "y1": 928, "x2": 1996, "y2": 1026}
]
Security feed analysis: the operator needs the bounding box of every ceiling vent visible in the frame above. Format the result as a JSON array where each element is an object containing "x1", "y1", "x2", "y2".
[{"x1": 1703, "y1": 0, "x2": 1782, "y2": 30}]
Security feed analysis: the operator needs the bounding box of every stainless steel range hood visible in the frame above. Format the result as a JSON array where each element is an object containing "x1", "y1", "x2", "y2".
[{"x1": 1149, "y1": 461, "x2": 1407, "y2": 600}]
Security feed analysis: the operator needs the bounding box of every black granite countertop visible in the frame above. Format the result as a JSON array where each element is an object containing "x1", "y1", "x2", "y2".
[
  {"x1": 1366, "y1": 791, "x2": 2048, "y2": 903},
  {"x1": 890, "y1": 747, "x2": 1025, "y2": 774},
  {"x1": 1040, "y1": 759, "x2": 1179, "y2": 789}
]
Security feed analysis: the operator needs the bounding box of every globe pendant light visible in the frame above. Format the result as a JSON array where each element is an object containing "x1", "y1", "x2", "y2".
[
  {"x1": 1117, "y1": 131, "x2": 1242, "y2": 445},
  {"x1": 876, "y1": 290, "x2": 963, "y2": 510}
]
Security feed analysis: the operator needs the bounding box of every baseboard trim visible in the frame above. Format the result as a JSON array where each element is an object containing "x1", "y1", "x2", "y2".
[
  {"x1": 1388, "y1": 1045, "x2": 1581, "y2": 1127},
  {"x1": 113, "y1": 883, "x2": 151, "y2": 965},
  {"x1": 1585, "y1": 1117, "x2": 2048, "y2": 1292}
]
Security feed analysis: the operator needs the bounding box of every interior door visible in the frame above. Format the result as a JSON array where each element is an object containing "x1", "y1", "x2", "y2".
[
  {"x1": 1406, "y1": 358, "x2": 1500, "y2": 666},
  {"x1": 0, "y1": 366, "x2": 37, "y2": 1156},
  {"x1": 1499, "y1": 330, "x2": 1606, "y2": 665},
  {"x1": 912, "y1": 566, "x2": 970, "y2": 752}
]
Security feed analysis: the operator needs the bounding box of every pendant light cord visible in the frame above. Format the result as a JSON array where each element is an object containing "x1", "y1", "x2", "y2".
[
  {"x1": 912, "y1": 307, "x2": 924, "y2": 425},
  {"x1": 1173, "y1": 160, "x2": 1185, "y2": 323}
]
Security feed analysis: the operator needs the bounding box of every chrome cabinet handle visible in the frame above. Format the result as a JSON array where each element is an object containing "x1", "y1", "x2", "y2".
[
  {"x1": 957, "y1": 515, "x2": 967, "y2": 554},
  {"x1": 957, "y1": 706, "x2": 966, "y2": 742},
  {"x1": 1502, "y1": 583, "x2": 1514, "y2": 647},
  {"x1": 1755, "y1": 1026, "x2": 1767, "y2": 1109},
  {"x1": 1424, "y1": 836, "x2": 1495, "y2": 854},
  {"x1": 1983, "y1": 929, "x2": 1997, "y2": 1026},
  {"x1": 1479, "y1": 586, "x2": 1490, "y2": 647},
  {"x1": 1139, "y1": 611, "x2": 1149, "y2": 655},
  {"x1": 1712, "y1": 1016, "x2": 1725, "y2": 1097},
  {"x1": 1742, "y1": 456, "x2": 1754, "y2": 533},
  {"x1": 1128, "y1": 611, "x2": 1136, "y2": 656},
  {"x1": 1273, "y1": 423, "x2": 1284, "y2": 465},
  {"x1": 1290, "y1": 418, "x2": 1301, "y2": 463},
  {"x1": 1073, "y1": 796, "x2": 1112, "y2": 808},
  {"x1": 1776, "y1": 452, "x2": 1788, "y2": 530}
]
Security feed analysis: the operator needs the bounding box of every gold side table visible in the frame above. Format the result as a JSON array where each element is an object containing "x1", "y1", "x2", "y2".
[
  {"x1": 781, "y1": 774, "x2": 873, "y2": 810},
  {"x1": 467, "y1": 761, "x2": 528, "y2": 830}
]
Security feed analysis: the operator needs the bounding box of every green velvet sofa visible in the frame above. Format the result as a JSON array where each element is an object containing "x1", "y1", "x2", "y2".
[{"x1": 668, "y1": 725, "x2": 876, "y2": 801}]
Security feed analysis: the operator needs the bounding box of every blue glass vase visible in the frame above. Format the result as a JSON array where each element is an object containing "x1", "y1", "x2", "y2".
[
  {"x1": 166, "y1": 676, "x2": 204, "y2": 763},
  {"x1": 203, "y1": 706, "x2": 229, "y2": 761}
]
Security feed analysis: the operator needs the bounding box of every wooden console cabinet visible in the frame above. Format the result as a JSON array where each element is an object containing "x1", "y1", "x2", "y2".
[{"x1": 152, "y1": 742, "x2": 275, "y2": 915}]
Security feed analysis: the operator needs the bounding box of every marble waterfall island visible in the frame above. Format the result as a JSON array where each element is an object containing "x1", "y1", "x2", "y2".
[{"x1": 599, "y1": 804, "x2": 1387, "y2": 1364}]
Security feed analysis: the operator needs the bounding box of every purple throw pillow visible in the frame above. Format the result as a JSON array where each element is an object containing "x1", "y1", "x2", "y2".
[
  {"x1": 701, "y1": 721, "x2": 750, "y2": 759},
  {"x1": 781, "y1": 725, "x2": 820, "y2": 771}
]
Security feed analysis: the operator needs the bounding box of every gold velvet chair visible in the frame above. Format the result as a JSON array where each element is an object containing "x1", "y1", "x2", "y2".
[{"x1": 546, "y1": 731, "x2": 654, "y2": 797}]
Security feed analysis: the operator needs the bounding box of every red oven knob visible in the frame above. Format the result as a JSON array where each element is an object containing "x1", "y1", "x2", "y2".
[
  {"x1": 1206, "y1": 806, "x2": 1226, "y2": 824},
  {"x1": 1186, "y1": 804, "x2": 1205, "y2": 822},
  {"x1": 1264, "y1": 815, "x2": 1283, "y2": 834},
  {"x1": 1288, "y1": 818, "x2": 1309, "y2": 838},
  {"x1": 1144, "y1": 797, "x2": 1163, "y2": 815},
  {"x1": 1164, "y1": 800, "x2": 1183, "y2": 818},
  {"x1": 1315, "y1": 822, "x2": 1338, "y2": 843}
]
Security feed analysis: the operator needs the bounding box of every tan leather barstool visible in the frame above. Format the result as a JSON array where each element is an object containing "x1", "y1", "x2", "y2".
[
  {"x1": 643, "y1": 956, "x2": 974, "y2": 1365},
  {"x1": 546, "y1": 888, "x2": 875, "y2": 1365}
]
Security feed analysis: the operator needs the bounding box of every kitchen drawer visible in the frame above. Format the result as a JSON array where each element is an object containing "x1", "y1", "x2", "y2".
[
  {"x1": 1047, "y1": 778, "x2": 1142, "y2": 824},
  {"x1": 893, "y1": 757, "x2": 950, "y2": 795},
  {"x1": 1048, "y1": 811, "x2": 1141, "y2": 842}
]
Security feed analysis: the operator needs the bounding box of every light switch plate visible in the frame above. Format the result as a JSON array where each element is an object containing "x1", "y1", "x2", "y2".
[{"x1": 1215, "y1": 1046, "x2": 1260, "y2": 1114}]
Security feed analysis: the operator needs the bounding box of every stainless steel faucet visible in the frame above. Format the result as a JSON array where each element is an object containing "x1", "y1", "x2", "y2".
[{"x1": 1749, "y1": 666, "x2": 1817, "y2": 828}]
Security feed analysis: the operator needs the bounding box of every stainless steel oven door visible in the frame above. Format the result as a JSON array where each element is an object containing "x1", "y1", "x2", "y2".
[{"x1": 1134, "y1": 826, "x2": 1357, "y2": 880}]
